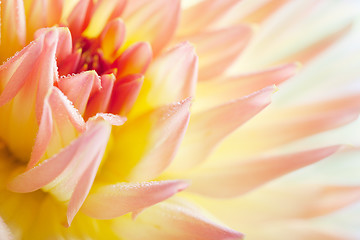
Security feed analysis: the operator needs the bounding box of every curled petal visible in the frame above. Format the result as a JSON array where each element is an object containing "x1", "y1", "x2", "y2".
[
  {"x1": 82, "y1": 180, "x2": 189, "y2": 219},
  {"x1": 113, "y1": 201, "x2": 244, "y2": 240},
  {"x1": 57, "y1": 70, "x2": 101, "y2": 115},
  {"x1": 100, "y1": 18, "x2": 126, "y2": 60}
]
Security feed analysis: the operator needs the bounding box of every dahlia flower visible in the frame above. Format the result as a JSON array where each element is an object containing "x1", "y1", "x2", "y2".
[{"x1": 1, "y1": 0, "x2": 360, "y2": 239}]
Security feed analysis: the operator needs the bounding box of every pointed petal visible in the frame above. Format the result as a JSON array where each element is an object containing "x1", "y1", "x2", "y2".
[
  {"x1": 188, "y1": 25, "x2": 253, "y2": 81},
  {"x1": 0, "y1": 28, "x2": 64, "y2": 161},
  {"x1": 83, "y1": 0, "x2": 126, "y2": 38},
  {"x1": 103, "y1": 98, "x2": 191, "y2": 182},
  {"x1": 145, "y1": 42, "x2": 198, "y2": 106},
  {"x1": 27, "y1": 87, "x2": 86, "y2": 169},
  {"x1": 0, "y1": 0, "x2": 26, "y2": 56},
  {"x1": 85, "y1": 74, "x2": 115, "y2": 119},
  {"x1": 123, "y1": 0, "x2": 180, "y2": 55},
  {"x1": 113, "y1": 201, "x2": 244, "y2": 240},
  {"x1": 195, "y1": 63, "x2": 298, "y2": 111},
  {"x1": 170, "y1": 86, "x2": 274, "y2": 171},
  {"x1": 100, "y1": 18, "x2": 126, "y2": 60},
  {"x1": 230, "y1": 94, "x2": 360, "y2": 155},
  {"x1": 66, "y1": 0, "x2": 93, "y2": 38},
  {"x1": 108, "y1": 74, "x2": 144, "y2": 116},
  {"x1": 82, "y1": 180, "x2": 188, "y2": 219},
  {"x1": 57, "y1": 71, "x2": 101, "y2": 115},
  {"x1": 177, "y1": 0, "x2": 240, "y2": 36},
  {"x1": 187, "y1": 146, "x2": 341, "y2": 198},
  {"x1": 113, "y1": 42, "x2": 152, "y2": 78}
]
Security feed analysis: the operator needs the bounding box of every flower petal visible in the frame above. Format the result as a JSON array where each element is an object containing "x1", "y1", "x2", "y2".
[
  {"x1": 177, "y1": 0, "x2": 240, "y2": 36},
  {"x1": 27, "y1": 87, "x2": 86, "y2": 169},
  {"x1": 112, "y1": 42, "x2": 152, "y2": 78},
  {"x1": 82, "y1": 180, "x2": 188, "y2": 219},
  {"x1": 0, "y1": 28, "x2": 66, "y2": 161},
  {"x1": 0, "y1": 0, "x2": 26, "y2": 57},
  {"x1": 113, "y1": 201, "x2": 244, "y2": 240},
  {"x1": 57, "y1": 70, "x2": 101, "y2": 115},
  {"x1": 130, "y1": 42, "x2": 197, "y2": 117},
  {"x1": 100, "y1": 18, "x2": 126, "y2": 60},
  {"x1": 170, "y1": 86, "x2": 274, "y2": 171},
  {"x1": 103, "y1": 98, "x2": 191, "y2": 182},
  {"x1": 187, "y1": 25, "x2": 253, "y2": 81},
  {"x1": 123, "y1": 0, "x2": 180, "y2": 55},
  {"x1": 83, "y1": 0, "x2": 126, "y2": 38},
  {"x1": 194, "y1": 63, "x2": 298, "y2": 111},
  {"x1": 187, "y1": 146, "x2": 341, "y2": 198}
]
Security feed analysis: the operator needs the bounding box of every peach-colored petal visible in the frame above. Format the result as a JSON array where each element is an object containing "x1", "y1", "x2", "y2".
[
  {"x1": 108, "y1": 74, "x2": 144, "y2": 116},
  {"x1": 113, "y1": 201, "x2": 244, "y2": 240},
  {"x1": 103, "y1": 98, "x2": 191, "y2": 182},
  {"x1": 34, "y1": 27, "x2": 73, "y2": 63},
  {"x1": 187, "y1": 146, "x2": 341, "y2": 198},
  {"x1": 113, "y1": 42, "x2": 152, "y2": 78},
  {"x1": 65, "y1": 0, "x2": 93, "y2": 38},
  {"x1": 58, "y1": 49, "x2": 82, "y2": 76},
  {"x1": 187, "y1": 25, "x2": 253, "y2": 81},
  {"x1": 195, "y1": 63, "x2": 298, "y2": 110},
  {"x1": 57, "y1": 71, "x2": 101, "y2": 115},
  {"x1": 144, "y1": 42, "x2": 198, "y2": 107},
  {"x1": 123, "y1": 0, "x2": 180, "y2": 55},
  {"x1": 242, "y1": 0, "x2": 290, "y2": 24},
  {"x1": 7, "y1": 121, "x2": 110, "y2": 195},
  {"x1": 100, "y1": 18, "x2": 126, "y2": 60},
  {"x1": 0, "y1": 28, "x2": 65, "y2": 161},
  {"x1": 170, "y1": 86, "x2": 274, "y2": 171},
  {"x1": 177, "y1": 0, "x2": 240, "y2": 36},
  {"x1": 82, "y1": 180, "x2": 188, "y2": 219},
  {"x1": 27, "y1": 87, "x2": 86, "y2": 169},
  {"x1": 277, "y1": 23, "x2": 352, "y2": 65},
  {"x1": 83, "y1": 0, "x2": 126, "y2": 38},
  {"x1": 85, "y1": 74, "x2": 116, "y2": 118},
  {"x1": 231, "y1": 94, "x2": 360, "y2": 155},
  {"x1": 0, "y1": 217, "x2": 13, "y2": 240},
  {"x1": 1, "y1": 0, "x2": 26, "y2": 54}
]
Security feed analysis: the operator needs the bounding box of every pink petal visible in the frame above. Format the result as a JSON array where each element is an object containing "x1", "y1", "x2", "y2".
[
  {"x1": 108, "y1": 74, "x2": 144, "y2": 116},
  {"x1": 233, "y1": 94, "x2": 360, "y2": 154},
  {"x1": 7, "y1": 121, "x2": 110, "y2": 195},
  {"x1": 103, "y1": 98, "x2": 191, "y2": 181},
  {"x1": 83, "y1": 0, "x2": 127, "y2": 38},
  {"x1": 57, "y1": 71, "x2": 101, "y2": 115},
  {"x1": 187, "y1": 146, "x2": 341, "y2": 198},
  {"x1": 195, "y1": 63, "x2": 299, "y2": 110},
  {"x1": 278, "y1": 23, "x2": 352, "y2": 64},
  {"x1": 186, "y1": 25, "x2": 253, "y2": 81},
  {"x1": 112, "y1": 42, "x2": 152, "y2": 78},
  {"x1": 27, "y1": 87, "x2": 86, "y2": 169},
  {"x1": 82, "y1": 180, "x2": 188, "y2": 219},
  {"x1": 170, "y1": 86, "x2": 274, "y2": 171},
  {"x1": 85, "y1": 74, "x2": 116, "y2": 119},
  {"x1": 66, "y1": 0, "x2": 93, "y2": 38},
  {"x1": 177, "y1": 0, "x2": 240, "y2": 36},
  {"x1": 144, "y1": 42, "x2": 198, "y2": 107},
  {"x1": 123, "y1": 0, "x2": 180, "y2": 55},
  {"x1": 114, "y1": 201, "x2": 244, "y2": 240}
]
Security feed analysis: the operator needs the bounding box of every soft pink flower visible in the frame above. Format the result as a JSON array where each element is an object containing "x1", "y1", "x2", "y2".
[{"x1": 1, "y1": 0, "x2": 360, "y2": 239}]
